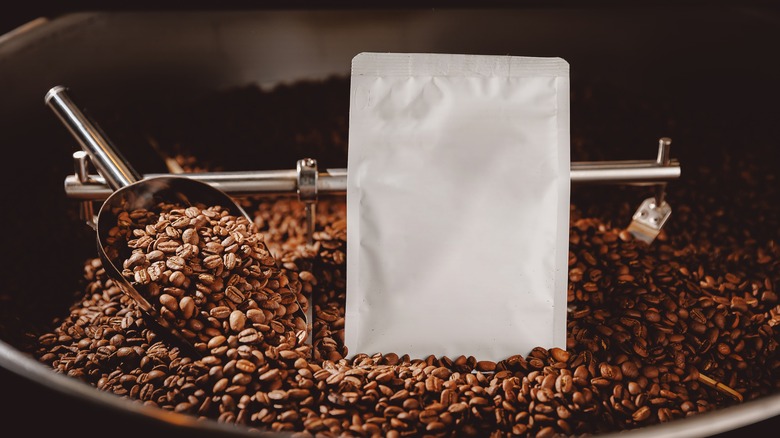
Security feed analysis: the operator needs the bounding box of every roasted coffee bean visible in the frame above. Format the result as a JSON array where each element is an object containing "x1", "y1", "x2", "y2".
[
  {"x1": 179, "y1": 296, "x2": 196, "y2": 319},
  {"x1": 210, "y1": 306, "x2": 231, "y2": 319},
  {"x1": 229, "y1": 310, "x2": 247, "y2": 332},
  {"x1": 555, "y1": 374, "x2": 573, "y2": 394},
  {"x1": 225, "y1": 286, "x2": 245, "y2": 304},
  {"x1": 159, "y1": 294, "x2": 178, "y2": 312}
]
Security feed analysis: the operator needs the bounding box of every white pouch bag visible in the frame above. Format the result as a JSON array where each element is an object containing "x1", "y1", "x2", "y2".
[{"x1": 345, "y1": 52, "x2": 570, "y2": 362}]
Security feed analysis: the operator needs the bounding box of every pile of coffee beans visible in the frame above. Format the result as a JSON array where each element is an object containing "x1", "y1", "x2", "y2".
[
  {"x1": 26, "y1": 77, "x2": 779, "y2": 437},
  {"x1": 108, "y1": 203, "x2": 308, "y2": 353}
]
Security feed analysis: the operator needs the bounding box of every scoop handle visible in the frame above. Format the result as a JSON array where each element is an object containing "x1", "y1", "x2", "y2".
[{"x1": 46, "y1": 86, "x2": 142, "y2": 190}]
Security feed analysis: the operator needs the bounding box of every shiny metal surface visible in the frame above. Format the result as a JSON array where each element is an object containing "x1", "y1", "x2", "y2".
[
  {"x1": 296, "y1": 158, "x2": 318, "y2": 246},
  {"x1": 63, "y1": 159, "x2": 681, "y2": 201},
  {"x1": 73, "y1": 150, "x2": 96, "y2": 229},
  {"x1": 47, "y1": 85, "x2": 305, "y2": 354},
  {"x1": 655, "y1": 137, "x2": 672, "y2": 206},
  {"x1": 569, "y1": 159, "x2": 681, "y2": 185},
  {"x1": 627, "y1": 137, "x2": 674, "y2": 243},
  {"x1": 47, "y1": 86, "x2": 142, "y2": 190}
]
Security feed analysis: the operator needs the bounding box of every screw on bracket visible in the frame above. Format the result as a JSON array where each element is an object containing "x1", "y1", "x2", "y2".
[{"x1": 627, "y1": 138, "x2": 674, "y2": 244}]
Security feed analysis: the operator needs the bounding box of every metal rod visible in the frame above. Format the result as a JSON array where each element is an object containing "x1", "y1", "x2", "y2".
[
  {"x1": 63, "y1": 160, "x2": 680, "y2": 201},
  {"x1": 46, "y1": 86, "x2": 142, "y2": 190},
  {"x1": 654, "y1": 137, "x2": 672, "y2": 206},
  {"x1": 50, "y1": 85, "x2": 681, "y2": 201},
  {"x1": 570, "y1": 159, "x2": 680, "y2": 184},
  {"x1": 296, "y1": 158, "x2": 318, "y2": 247}
]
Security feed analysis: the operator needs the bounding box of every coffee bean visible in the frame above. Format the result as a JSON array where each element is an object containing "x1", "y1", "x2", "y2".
[
  {"x1": 207, "y1": 335, "x2": 226, "y2": 350},
  {"x1": 418, "y1": 409, "x2": 438, "y2": 424},
  {"x1": 238, "y1": 328, "x2": 260, "y2": 344},
  {"x1": 179, "y1": 296, "x2": 196, "y2": 319},
  {"x1": 599, "y1": 363, "x2": 622, "y2": 380},
  {"x1": 169, "y1": 270, "x2": 186, "y2": 287},
  {"x1": 426, "y1": 422, "x2": 445, "y2": 433},
  {"x1": 229, "y1": 310, "x2": 247, "y2": 332},
  {"x1": 476, "y1": 360, "x2": 495, "y2": 372},
  {"x1": 203, "y1": 254, "x2": 223, "y2": 270},
  {"x1": 225, "y1": 286, "x2": 245, "y2": 304},
  {"x1": 166, "y1": 256, "x2": 187, "y2": 271},
  {"x1": 235, "y1": 359, "x2": 256, "y2": 373},
  {"x1": 210, "y1": 306, "x2": 231, "y2": 319},
  {"x1": 223, "y1": 252, "x2": 237, "y2": 270},
  {"x1": 628, "y1": 405, "x2": 650, "y2": 422},
  {"x1": 550, "y1": 347, "x2": 570, "y2": 363},
  {"x1": 156, "y1": 240, "x2": 180, "y2": 253},
  {"x1": 555, "y1": 374, "x2": 573, "y2": 394}
]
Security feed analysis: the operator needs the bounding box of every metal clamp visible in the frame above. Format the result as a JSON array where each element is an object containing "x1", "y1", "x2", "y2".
[
  {"x1": 296, "y1": 158, "x2": 318, "y2": 246},
  {"x1": 627, "y1": 137, "x2": 674, "y2": 243},
  {"x1": 73, "y1": 151, "x2": 97, "y2": 230}
]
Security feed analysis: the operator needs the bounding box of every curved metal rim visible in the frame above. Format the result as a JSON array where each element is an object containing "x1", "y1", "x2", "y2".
[
  {"x1": 3, "y1": 337, "x2": 779, "y2": 438},
  {"x1": 0, "y1": 339, "x2": 285, "y2": 437}
]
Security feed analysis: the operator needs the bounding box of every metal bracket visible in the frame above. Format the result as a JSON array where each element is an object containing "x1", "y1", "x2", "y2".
[
  {"x1": 73, "y1": 151, "x2": 97, "y2": 230},
  {"x1": 627, "y1": 138, "x2": 674, "y2": 244},
  {"x1": 296, "y1": 158, "x2": 319, "y2": 247},
  {"x1": 296, "y1": 158, "x2": 318, "y2": 352}
]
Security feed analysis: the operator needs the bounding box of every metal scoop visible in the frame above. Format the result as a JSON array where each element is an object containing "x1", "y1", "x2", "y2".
[{"x1": 46, "y1": 86, "x2": 308, "y2": 353}]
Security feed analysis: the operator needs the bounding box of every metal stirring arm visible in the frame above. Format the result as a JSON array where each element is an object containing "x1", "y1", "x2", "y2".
[
  {"x1": 67, "y1": 147, "x2": 681, "y2": 247},
  {"x1": 49, "y1": 85, "x2": 313, "y2": 352},
  {"x1": 65, "y1": 158, "x2": 681, "y2": 201},
  {"x1": 52, "y1": 83, "x2": 681, "y2": 246}
]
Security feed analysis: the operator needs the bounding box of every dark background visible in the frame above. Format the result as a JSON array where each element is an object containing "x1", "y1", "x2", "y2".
[
  {"x1": 1, "y1": 2, "x2": 778, "y2": 437},
  {"x1": 4, "y1": 0, "x2": 780, "y2": 36}
]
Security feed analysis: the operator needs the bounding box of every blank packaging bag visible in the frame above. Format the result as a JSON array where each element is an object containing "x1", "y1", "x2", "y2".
[{"x1": 345, "y1": 52, "x2": 570, "y2": 362}]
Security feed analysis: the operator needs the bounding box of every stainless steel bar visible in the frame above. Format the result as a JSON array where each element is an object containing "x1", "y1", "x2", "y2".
[
  {"x1": 654, "y1": 137, "x2": 672, "y2": 206},
  {"x1": 64, "y1": 160, "x2": 680, "y2": 201},
  {"x1": 571, "y1": 160, "x2": 681, "y2": 185},
  {"x1": 50, "y1": 85, "x2": 681, "y2": 200},
  {"x1": 47, "y1": 86, "x2": 143, "y2": 190}
]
